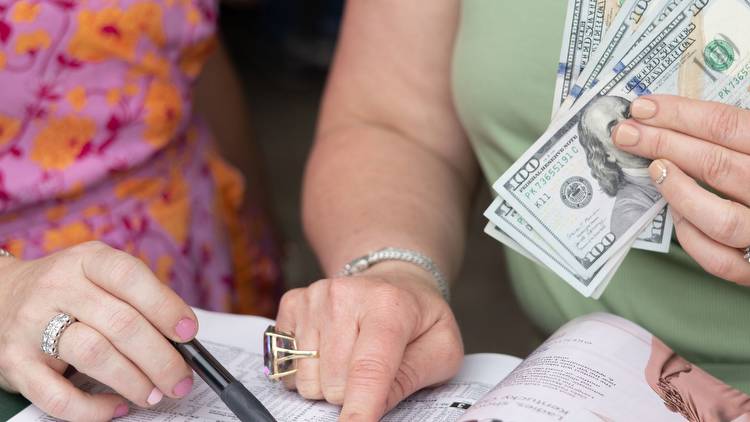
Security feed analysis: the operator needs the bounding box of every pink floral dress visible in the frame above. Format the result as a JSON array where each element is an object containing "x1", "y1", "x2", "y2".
[{"x1": 0, "y1": 0, "x2": 282, "y2": 316}]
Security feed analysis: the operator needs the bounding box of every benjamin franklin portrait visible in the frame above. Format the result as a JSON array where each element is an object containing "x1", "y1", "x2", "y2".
[{"x1": 578, "y1": 95, "x2": 659, "y2": 239}]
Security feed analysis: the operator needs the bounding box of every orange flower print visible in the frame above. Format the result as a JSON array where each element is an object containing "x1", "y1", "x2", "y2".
[
  {"x1": 68, "y1": 7, "x2": 138, "y2": 62},
  {"x1": 42, "y1": 221, "x2": 94, "y2": 252},
  {"x1": 0, "y1": 51, "x2": 5, "y2": 70},
  {"x1": 148, "y1": 169, "x2": 190, "y2": 244},
  {"x1": 143, "y1": 80, "x2": 183, "y2": 147},
  {"x1": 0, "y1": 114, "x2": 21, "y2": 146},
  {"x1": 11, "y1": 1, "x2": 42, "y2": 23},
  {"x1": 179, "y1": 37, "x2": 217, "y2": 78},
  {"x1": 3, "y1": 239, "x2": 25, "y2": 257},
  {"x1": 114, "y1": 177, "x2": 165, "y2": 200},
  {"x1": 15, "y1": 30, "x2": 51, "y2": 55},
  {"x1": 66, "y1": 86, "x2": 87, "y2": 111},
  {"x1": 125, "y1": 2, "x2": 165, "y2": 47},
  {"x1": 138, "y1": 51, "x2": 171, "y2": 78},
  {"x1": 156, "y1": 255, "x2": 174, "y2": 283},
  {"x1": 30, "y1": 116, "x2": 96, "y2": 170}
]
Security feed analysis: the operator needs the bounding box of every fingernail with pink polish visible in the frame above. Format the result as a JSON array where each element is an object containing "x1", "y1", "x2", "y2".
[
  {"x1": 175, "y1": 318, "x2": 197, "y2": 341},
  {"x1": 113, "y1": 404, "x2": 129, "y2": 418},
  {"x1": 173, "y1": 376, "x2": 194, "y2": 398},
  {"x1": 147, "y1": 388, "x2": 164, "y2": 405}
]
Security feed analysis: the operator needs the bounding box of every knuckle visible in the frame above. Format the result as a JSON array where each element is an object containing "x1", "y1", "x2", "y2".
[
  {"x1": 70, "y1": 240, "x2": 108, "y2": 256},
  {"x1": 76, "y1": 330, "x2": 111, "y2": 368},
  {"x1": 392, "y1": 361, "x2": 420, "y2": 400},
  {"x1": 278, "y1": 288, "x2": 305, "y2": 312},
  {"x1": 321, "y1": 383, "x2": 346, "y2": 405},
  {"x1": 295, "y1": 375, "x2": 323, "y2": 399},
  {"x1": 41, "y1": 390, "x2": 73, "y2": 418},
  {"x1": 650, "y1": 129, "x2": 670, "y2": 158},
  {"x1": 106, "y1": 306, "x2": 141, "y2": 338},
  {"x1": 702, "y1": 253, "x2": 735, "y2": 280},
  {"x1": 326, "y1": 278, "x2": 352, "y2": 302},
  {"x1": 155, "y1": 352, "x2": 188, "y2": 382},
  {"x1": 701, "y1": 147, "x2": 732, "y2": 185},
  {"x1": 714, "y1": 201, "x2": 744, "y2": 244},
  {"x1": 110, "y1": 254, "x2": 149, "y2": 286},
  {"x1": 349, "y1": 357, "x2": 392, "y2": 386},
  {"x1": 708, "y1": 105, "x2": 741, "y2": 142}
]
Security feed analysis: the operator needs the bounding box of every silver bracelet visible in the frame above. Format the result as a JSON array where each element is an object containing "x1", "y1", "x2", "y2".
[
  {"x1": 337, "y1": 247, "x2": 450, "y2": 301},
  {"x1": 0, "y1": 248, "x2": 13, "y2": 258}
]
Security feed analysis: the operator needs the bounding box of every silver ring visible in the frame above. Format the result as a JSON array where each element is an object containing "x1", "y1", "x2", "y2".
[
  {"x1": 743, "y1": 247, "x2": 750, "y2": 263},
  {"x1": 41, "y1": 313, "x2": 76, "y2": 359}
]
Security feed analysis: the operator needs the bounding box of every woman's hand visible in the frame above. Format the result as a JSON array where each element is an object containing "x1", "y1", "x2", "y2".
[
  {"x1": 613, "y1": 95, "x2": 750, "y2": 284},
  {"x1": 0, "y1": 241, "x2": 198, "y2": 421},
  {"x1": 275, "y1": 263, "x2": 463, "y2": 422}
]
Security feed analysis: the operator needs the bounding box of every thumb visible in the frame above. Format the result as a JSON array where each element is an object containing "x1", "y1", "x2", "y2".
[{"x1": 386, "y1": 317, "x2": 464, "y2": 412}]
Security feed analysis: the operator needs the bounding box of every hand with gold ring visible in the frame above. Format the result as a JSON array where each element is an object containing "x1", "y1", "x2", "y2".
[
  {"x1": 613, "y1": 95, "x2": 750, "y2": 284},
  {"x1": 273, "y1": 262, "x2": 463, "y2": 421},
  {"x1": 0, "y1": 242, "x2": 199, "y2": 421}
]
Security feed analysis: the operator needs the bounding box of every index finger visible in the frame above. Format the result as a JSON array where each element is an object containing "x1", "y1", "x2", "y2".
[
  {"x1": 630, "y1": 95, "x2": 750, "y2": 154},
  {"x1": 76, "y1": 241, "x2": 198, "y2": 342},
  {"x1": 340, "y1": 315, "x2": 410, "y2": 421}
]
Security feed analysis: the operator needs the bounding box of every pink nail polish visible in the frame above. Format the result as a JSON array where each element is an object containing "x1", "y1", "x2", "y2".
[
  {"x1": 173, "y1": 376, "x2": 194, "y2": 397},
  {"x1": 147, "y1": 388, "x2": 164, "y2": 405},
  {"x1": 113, "y1": 404, "x2": 129, "y2": 418},
  {"x1": 175, "y1": 318, "x2": 197, "y2": 341}
]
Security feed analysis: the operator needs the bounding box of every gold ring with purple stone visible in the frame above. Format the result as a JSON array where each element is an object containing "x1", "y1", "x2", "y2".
[{"x1": 263, "y1": 325, "x2": 319, "y2": 380}]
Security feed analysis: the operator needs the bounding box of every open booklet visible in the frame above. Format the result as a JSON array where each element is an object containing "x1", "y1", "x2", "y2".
[{"x1": 11, "y1": 310, "x2": 750, "y2": 421}]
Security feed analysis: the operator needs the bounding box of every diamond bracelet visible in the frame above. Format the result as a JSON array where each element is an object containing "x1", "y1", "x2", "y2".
[{"x1": 337, "y1": 247, "x2": 450, "y2": 302}]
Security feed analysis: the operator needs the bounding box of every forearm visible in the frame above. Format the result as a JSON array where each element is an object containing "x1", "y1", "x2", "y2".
[{"x1": 303, "y1": 124, "x2": 477, "y2": 282}]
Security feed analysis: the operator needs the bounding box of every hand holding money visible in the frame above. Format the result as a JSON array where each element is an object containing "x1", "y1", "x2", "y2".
[
  {"x1": 484, "y1": 0, "x2": 750, "y2": 298},
  {"x1": 613, "y1": 95, "x2": 750, "y2": 284}
]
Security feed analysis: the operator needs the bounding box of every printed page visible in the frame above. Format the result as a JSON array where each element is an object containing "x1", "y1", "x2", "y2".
[
  {"x1": 11, "y1": 309, "x2": 521, "y2": 422},
  {"x1": 458, "y1": 313, "x2": 750, "y2": 422}
]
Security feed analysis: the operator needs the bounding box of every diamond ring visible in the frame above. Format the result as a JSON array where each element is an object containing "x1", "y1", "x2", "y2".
[
  {"x1": 41, "y1": 313, "x2": 76, "y2": 359},
  {"x1": 263, "y1": 326, "x2": 319, "y2": 380},
  {"x1": 744, "y1": 247, "x2": 750, "y2": 264}
]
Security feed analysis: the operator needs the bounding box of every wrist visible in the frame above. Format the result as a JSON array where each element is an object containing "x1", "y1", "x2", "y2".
[
  {"x1": 355, "y1": 260, "x2": 447, "y2": 300},
  {"x1": 336, "y1": 247, "x2": 450, "y2": 301}
]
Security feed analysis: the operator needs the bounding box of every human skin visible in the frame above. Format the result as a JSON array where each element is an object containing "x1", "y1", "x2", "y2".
[
  {"x1": 0, "y1": 243, "x2": 198, "y2": 421},
  {"x1": 614, "y1": 96, "x2": 750, "y2": 285},
  {"x1": 275, "y1": 1, "x2": 473, "y2": 421},
  {"x1": 278, "y1": 3, "x2": 750, "y2": 422}
]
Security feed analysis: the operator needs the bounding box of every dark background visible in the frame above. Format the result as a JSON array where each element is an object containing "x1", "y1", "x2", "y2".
[{"x1": 215, "y1": 1, "x2": 539, "y2": 357}]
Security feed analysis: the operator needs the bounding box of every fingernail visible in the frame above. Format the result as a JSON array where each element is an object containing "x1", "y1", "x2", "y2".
[
  {"x1": 649, "y1": 159, "x2": 669, "y2": 185},
  {"x1": 631, "y1": 97, "x2": 658, "y2": 119},
  {"x1": 113, "y1": 404, "x2": 129, "y2": 418},
  {"x1": 147, "y1": 387, "x2": 163, "y2": 405},
  {"x1": 175, "y1": 318, "x2": 197, "y2": 341},
  {"x1": 173, "y1": 376, "x2": 194, "y2": 397},
  {"x1": 614, "y1": 123, "x2": 641, "y2": 147}
]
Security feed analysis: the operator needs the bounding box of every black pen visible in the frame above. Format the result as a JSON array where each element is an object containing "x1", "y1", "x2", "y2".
[{"x1": 171, "y1": 339, "x2": 277, "y2": 422}]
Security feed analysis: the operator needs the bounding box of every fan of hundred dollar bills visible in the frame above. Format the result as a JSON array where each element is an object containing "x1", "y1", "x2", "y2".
[{"x1": 483, "y1": 0, "x2": 750, "y2": 298}]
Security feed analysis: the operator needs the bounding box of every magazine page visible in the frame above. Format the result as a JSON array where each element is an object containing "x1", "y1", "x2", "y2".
[
  {"x1": 458, "y1": 313, "x2": 750, "y2": 422},
  {"x1": 11, "y1": 309, "x2": 521, "y2": 422}
]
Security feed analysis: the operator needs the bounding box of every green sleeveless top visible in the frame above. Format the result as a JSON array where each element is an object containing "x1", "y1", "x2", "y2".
[{"x1": 453, "y1": 0, "x2": 750, "y2": 391}]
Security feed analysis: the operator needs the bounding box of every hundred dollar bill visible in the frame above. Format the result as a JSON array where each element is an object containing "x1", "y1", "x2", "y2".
[
  {"x1": 554, "y1": 0, "x2": 624, "y2": 115},
  {"x1": 493, "y1": 0, "x2": 750, "y2": 277},
  {"x1": 553, "y1": 0, "x2": 590, "y2": 112},
  {"x1": 484, "y1": 198, "x2": 626, "y2": 297},
  {"x1": 560, "y1": 0, "x2": 667, "y2": 111},
  {"x1": 571, "y1": 0, "x2": 625, "y2": 99}
]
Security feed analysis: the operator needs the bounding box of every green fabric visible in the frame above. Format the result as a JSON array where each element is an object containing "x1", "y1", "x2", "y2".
[
  {"x1": 452, "y1": 0, "x2": 750, "y2": 392},
  {"x1": 0, "y1": 390, "x2": 29, "y2": 420}
]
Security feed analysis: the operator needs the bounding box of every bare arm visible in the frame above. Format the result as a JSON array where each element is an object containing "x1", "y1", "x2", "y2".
[
  {"x1": 303, "y1": 0, "x2": 477, "y2": 280},
  {"x1": 276, "y1": 2, "x2": 475, "y2": 421}
]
